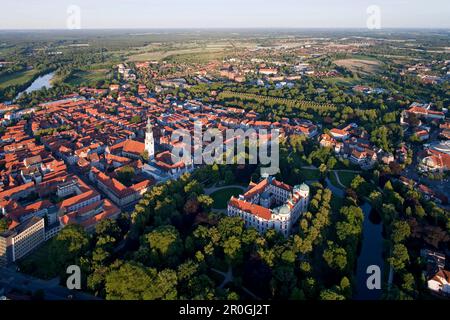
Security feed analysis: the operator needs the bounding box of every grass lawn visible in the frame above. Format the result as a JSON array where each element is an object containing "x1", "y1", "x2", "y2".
[
  {"x1": 330, "y1": 193, "x2": 344, "y2": 213},
  {"x1": 64, "y1": 69, "x2": 112, "y2": 86},
  {"x1": 329, "y1": 172, "x2": 340, "y2": 187},
  {"x1": 332, "y1": 171, "x2": 359, "y2": 188},
  {"x1": 128, "y1": 46, "x2": 227, "y2": 62},
  {"x1": 322, "y1": 76, "x2": 360, "y2": 86},
  {"x1": 210, "y1": 187, "x2": 243, "y2": 209},
  {"x1": 165, "y1": 51, "x2": 228, "y2": 64},
  {"x1": 0, "y1": 69, "x2": 39, "y2": 89},
  {"x1": 299, "y1": 168, "x2": 321, "y2": 181},
  {"x1": 334, "y1": 57, "x2": 382, "y2": 75}
]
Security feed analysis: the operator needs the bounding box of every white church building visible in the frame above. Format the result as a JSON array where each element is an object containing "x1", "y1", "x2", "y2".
[{"x1": 142, "y1": 117, "x2": 194, "y2": 182}]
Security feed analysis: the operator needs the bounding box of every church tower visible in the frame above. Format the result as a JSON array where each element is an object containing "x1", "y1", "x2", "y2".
[{"x1": 145, "y1": 117, "x2": 155, "y2": 160}]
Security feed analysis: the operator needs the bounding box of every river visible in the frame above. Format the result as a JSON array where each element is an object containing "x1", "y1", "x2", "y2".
[
  {"x1": 14, "y1": 71, "x2": 55, "y2": 100},
  {"x1": 325, "y1": 178, "x2": 384, "y2": 299},
  {"x1": 354, "y1": 202, "x2": 384, "y2": 300}
]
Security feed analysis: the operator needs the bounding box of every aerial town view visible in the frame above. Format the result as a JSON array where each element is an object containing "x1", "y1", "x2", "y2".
[{"x1": 0, "y1": 0, "x2": 449, "y2": 313}]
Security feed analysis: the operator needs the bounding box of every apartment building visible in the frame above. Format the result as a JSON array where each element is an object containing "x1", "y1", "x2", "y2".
[{"x1": 0, "y1": 217, "x2": 45, "y2": 266}]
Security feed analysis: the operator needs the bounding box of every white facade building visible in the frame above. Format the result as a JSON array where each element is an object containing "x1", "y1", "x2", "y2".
[
  {"x1": 145, "y1": 117, "x2": 155, "y2": 160},
  {"x1": 0, "y1": 217, "x2": 45, "y2": 266}
]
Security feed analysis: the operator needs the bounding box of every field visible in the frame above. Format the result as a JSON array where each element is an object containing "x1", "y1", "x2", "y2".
[
  {"x1": 164, "y1": 51, "x2": 228, "y2": 64},
  {"x1": 127, "y1": 40, "x2": 256, "y2": 62},
  {"x1": 218, "y1": 91, "x2": 337, "y2": 113},
  {"x1": 299, "y1": 168, "x2": 321, "y2": 181},
  {"x1": 330, "y1": 193, "x2": 344, "y2": 214},
  {"x1": 323, "y1": 76, "x2": 361, "y2": 86},
  {"x1": 334, "y1": 57, "x2": 382, "y2": 75},
  {"x1": 64, "y1": 69, "x2": 112, "y2": 86},
  {"x1": 0, "y1": 69, "x2": 40, "y2": 89},
  {"x1": 210, "y1": 187, "x2": 243, "y2": 209}
]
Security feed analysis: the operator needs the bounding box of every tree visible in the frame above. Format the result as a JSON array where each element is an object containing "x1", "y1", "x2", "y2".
[
  {"x1": 350, "y1": 175, "x2": 369, "y2": 197},
  {"x1": 271, "y1": 265, "x2": 297, "y2": 299},
  {"x1": 141, "y1": 150, "x2": 149, "y2": 162},
  {"x1": 369, "y1": 191, "x2": 383, "y2": 209},
  {"x1": 218, "y1": 217, "x2": 244, "y2": 239},
  {"x1": 130, "y1": 115, "x2": 141, "y2": 124},
  {"x1": 340, "y1": 277, "x2": 352, "y2": 298},
  {"x1": 320, "y1": 289, "x2": 346, "y2": 300},
  {"x1": 371, "y1": 126, "x2": 392, "y2": 151},
  {"x1": 227, "y1": 292, "x2": 240, "y2": 300},
  {"x1": 388, "y1": 243, "x2": 409, "y2": 271},
  {"x1": 289, "y1": 134, "x2": 306, "y2": 154},
  {"x1": 223, "y1": 236, "x2": 243, "y2": 264},
  {"x1": 224, "y1": 170, "x2": 235, "y2": 185},
  {"x1": 336, "y1": 206, "x2": 364, "y2": 242},
  {"x1": 116, "y1": 166, "x2": 135, "y2": 185},
  {"x1": 401, "y1": 273, "x2": 416, "y2": 294},
  {"x1": 323, "y1": 241, "x2": 347, "y2": 271},
  {"x1": 197, "y1": 194, "x2": 214, "y2": 212},
  {"x1": 184, "y1": 179, "x2": 203, "y2": 196},
  {"x1": 319, "y1": 163, "x2": 327, "y2": 177},
  {"x1": 183, "y1": 196, "x2": 200, "y2": 215},
  {"x1": 95, "y1": 219, "x2": 121, "y2": 240},
  {"x1": 391, "y1": 220, "x2": 411, "y2": 243},
  {"x1": 177, "y1": 260, "x2": 199, "y2": 284},
  {"x1": 0, "y1": 218, "x2": 10, "y2": 233},
  {"x1": 145, "y1": 225, "x2": 182, "y2": 267},
  {"x1": 49, "y1": 224, "x2": 90, "y2": 272},
  {"x1": 92, "y1": 247, "x2": 111, "y2": 265},
  {"x1": 143, "y1": 269, "x2": 178, "y2": 300},
  {"x1": 326, "y1": 157, "x2": 337, "y2": 170},
  {"x1": 105, "y1": 262, "x2": 155, "y2": 300},
  {"x1": 211, "y1": 164, "x2": 220, "y2": 182}
]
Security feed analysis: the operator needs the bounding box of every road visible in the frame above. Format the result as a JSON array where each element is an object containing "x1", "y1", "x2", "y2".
[
  {"x1": 403, "y1": 165, "x2": 450, "y2": 208},
  {"x1": 325, "y1": 177, "x2": 345, "y2": 198},
  {"x1": 0, "y1": 266, "x2": 100, "y2": 300},
  {"x1": 204, "y1": 184, "x2": 247, "y2": 195}
]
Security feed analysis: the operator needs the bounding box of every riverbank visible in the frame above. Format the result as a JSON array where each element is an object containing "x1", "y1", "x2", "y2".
[
  {"x1": 0, "y1": 69, "x2": 55, "y2": 103},
  {"x1": 14, "y1": 71, "x2": 55, "y2": 100},
  {"x1": 354, "y1": 202, "x2": 384, "y2": 300},
  {"x1": 322, "y1": 177, "x2": 385, "y2": 300}
]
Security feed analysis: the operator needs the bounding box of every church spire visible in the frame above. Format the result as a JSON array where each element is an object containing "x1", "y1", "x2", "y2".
[
  {"x1": 147, "y1": 116, "x2": 152, "y2": 131},
  {"x1": 145, "y1": 117, "x2": 155, "y2": 161}
]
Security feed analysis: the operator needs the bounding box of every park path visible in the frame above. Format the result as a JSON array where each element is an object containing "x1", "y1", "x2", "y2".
[
  {"x1": 332, "y1": 171, "x2": 347, "y2": 189},
  {"x1": 301, "y1": 165, "x2": 360, "y2": 174},
  {"x1": 211, "y1": 266, "x2": 261, "y2": 300},
  {"x1": 204, "y1": 184, "x2": 247, "y2": 195},
  {"x1": 212, "y1": 266, "x2": 234, "y2": 289},
  {"x1": 325, "y1": 177, "x2": 345, "y2": 198}
]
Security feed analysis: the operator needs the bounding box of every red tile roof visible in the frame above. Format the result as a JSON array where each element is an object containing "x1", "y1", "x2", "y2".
[{"x1": 229, "y1": 197, "x2": 272, "y2": 220}]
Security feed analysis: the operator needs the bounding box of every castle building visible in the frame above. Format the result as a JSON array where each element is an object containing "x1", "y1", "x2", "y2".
[{"x1": 227, "y1": 176, "x2": 310, "y2": 237}]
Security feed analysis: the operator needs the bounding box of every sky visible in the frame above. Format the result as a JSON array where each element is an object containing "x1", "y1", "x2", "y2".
[{"x1": 0, "y1": 0, "x2": 449, "y2": 29}]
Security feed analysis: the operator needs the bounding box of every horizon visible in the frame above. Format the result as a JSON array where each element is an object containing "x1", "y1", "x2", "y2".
[
  {"x1": 0, "y1": 27, "x2": 450, "y2": 34},
  {"x1": 1, "y1": 0, "x2": 449, "y2": 30}
]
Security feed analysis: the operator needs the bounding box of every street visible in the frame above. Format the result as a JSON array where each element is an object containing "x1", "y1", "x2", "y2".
[{"x1": 0, "y1": 266, "x2": 101, "y2": 300}]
